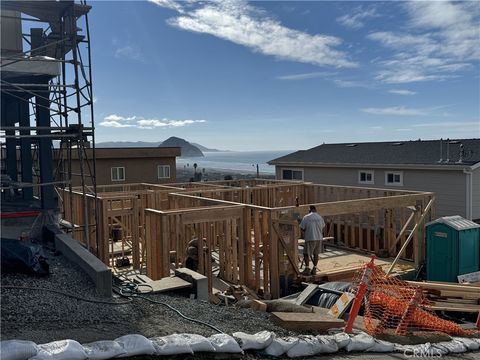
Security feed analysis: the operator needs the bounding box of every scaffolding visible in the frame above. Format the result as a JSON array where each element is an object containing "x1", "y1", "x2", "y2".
[{"x1": 0, "y1": 0, "x2": 97, "y2": 250}]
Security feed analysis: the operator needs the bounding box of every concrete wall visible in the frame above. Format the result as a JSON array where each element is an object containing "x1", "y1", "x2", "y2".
[{"x1": 276, "y1": 166, "x2": 467, "y2": 218}]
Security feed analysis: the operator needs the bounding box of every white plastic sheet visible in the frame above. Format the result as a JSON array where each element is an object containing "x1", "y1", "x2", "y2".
[
  {"x1": 208, "y1": 334, "x2": 243, "y2": 353},
  {"x1": 233, "y1": 331, "x2": 273, "y2": 350},
  {"x1": 0, "y1": 340, "x2": 38, "y2": 360},
  {"x1": 150, "y1": 335, "x2": 193, "y2": 355},
  {"x1": 114, "y1": 334, "x2": 155, "y2": 358},
  {"x1": 31, "y1": 340, "x2": 87, "y2": 360},
  {"x1": 82, "y1": 341, "x2": 125, "y2": 360}
]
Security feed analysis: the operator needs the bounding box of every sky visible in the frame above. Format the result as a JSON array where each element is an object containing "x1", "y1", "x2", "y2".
[{"x1": 90, "y1": 0, "x2": 480, "y2": 151}]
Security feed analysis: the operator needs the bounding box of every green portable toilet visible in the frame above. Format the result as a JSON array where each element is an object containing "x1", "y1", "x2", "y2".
[{"x1": 426, "y1": 216, "x2": 480, "y2": 282}]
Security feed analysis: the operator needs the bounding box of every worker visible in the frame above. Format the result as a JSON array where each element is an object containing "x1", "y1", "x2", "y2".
[{"x1": 299, "y1": 205, "x2": 325, "y2": 275}]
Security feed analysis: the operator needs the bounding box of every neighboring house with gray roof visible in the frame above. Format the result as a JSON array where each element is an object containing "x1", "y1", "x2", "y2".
[{"x1": 268, "y1": 139, "x2": 480, "y2": 221}]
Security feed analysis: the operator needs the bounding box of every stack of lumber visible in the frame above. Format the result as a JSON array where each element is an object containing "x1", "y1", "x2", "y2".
[{"x1": 407, "y1": 280, "x2": 480, "y2": 313}]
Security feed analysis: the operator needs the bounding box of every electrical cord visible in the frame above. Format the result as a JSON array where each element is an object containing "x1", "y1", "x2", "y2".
[
  {"x1": 112, "y1": 278, "x2": 224, "y2": 334},
  {"x1": 1, "y1": 285, "x2": 133, "y2": 305}
]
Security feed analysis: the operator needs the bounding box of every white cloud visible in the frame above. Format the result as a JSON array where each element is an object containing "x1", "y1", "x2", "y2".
[
  {"x1": 114, "y1": 44, "x2": 145, "y2": 62},
  {"x1": 361, "y1": 106, "x2": 428, "y2": 116},
  {"x1": 276, "y1": 71, "x2": 335, "y2": 80},
  {"x1": 388, "y1": 89, "x2": 416, "y2": 96},
  {"x1": 152, "y1": 0, "x2": 356, "y2": 68},
  {"x1": 137, "y1": 118, "x2": 206, "y2": 128},
  {"x1": 337, "y1": 7, "x2": 378, "y2": 29},
  {"x1": 333, "y1": 79, "x2": 371, "y2": 88},
  {"x1": 99, "y1": 114, "x2": 206, "y2": 129},
  {"x1": 99, "y1": 121, "x2": 134, "y2": 128},
  {"x1": 104, "y1": 114, "x2": 136, "y2": 122},
  {"x1": 368, "y1": 1, "x2": 480, "y2": 84},
  {"x1": 148, "y1": 0, "x2": 185, "y2": 13}
]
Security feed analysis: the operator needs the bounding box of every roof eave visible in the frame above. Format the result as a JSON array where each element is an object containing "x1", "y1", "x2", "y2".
[{"x1": 268, "y1": 161, "x2": 479, "y2": 171}]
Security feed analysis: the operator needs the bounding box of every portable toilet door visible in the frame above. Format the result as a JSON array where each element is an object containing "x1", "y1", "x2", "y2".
[
  {"x1": 458, "y1": 227, "x2": 480, "y2": 276},
  {"x1": 426, "y1": 216, "x2": 480, "y2": 282},
  {"x1": 426, "y1": 221, "x2": 458, "y2": 282}
]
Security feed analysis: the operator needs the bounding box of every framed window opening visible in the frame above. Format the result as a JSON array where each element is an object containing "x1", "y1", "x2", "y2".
[
  {"x1": 358, "y1": 170, "x2": 374, "y2": 185},
  {"x1": 111, "y1": 167, "x2": 125, "y2": 182},
  {"x1": 157, "y1": 165, "x2": 170, "y2": 179},
  {"x1": 281, "y1": 168, "x2": 304, "y2": 181},
  {"x1": 385, "y1": 171, "x2": 403, "y2": 186}
]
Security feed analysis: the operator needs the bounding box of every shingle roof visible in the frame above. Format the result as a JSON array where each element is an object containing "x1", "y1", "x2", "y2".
[{"x1": 268, "y1": 139, "x2": 480, "y2": 167}]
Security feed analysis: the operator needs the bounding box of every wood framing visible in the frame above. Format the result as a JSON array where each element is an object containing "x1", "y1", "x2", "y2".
[{"x1": 59, "y1": 180, "x2": 434, "y2": 299}]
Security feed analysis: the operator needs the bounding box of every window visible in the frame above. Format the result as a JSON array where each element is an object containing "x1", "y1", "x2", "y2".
[
  {"x1": 282, "y1": 168, "x2": 304, "y2": 181},
  {"x1": 157, "y1": 165, "x2": 170, "y2": 179},
  {"x1": 111, "y1": 167, "x2": 125, "y2": 181},
  {"x1": 385, "y1": 171, "x2": 403, "y2": 186},
  {"x1": 358, "y1": 170, "x2": 374, "y2": 184}
]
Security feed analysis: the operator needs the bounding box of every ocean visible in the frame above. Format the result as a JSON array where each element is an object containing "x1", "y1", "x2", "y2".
[{"x1": 176, "y1": 150, "x2": 293, "y2": 174}]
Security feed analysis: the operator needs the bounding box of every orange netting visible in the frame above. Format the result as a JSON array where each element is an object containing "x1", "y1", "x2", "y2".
[{"x1": 351, "y1": 264, "x2": 479, "y2": 337}]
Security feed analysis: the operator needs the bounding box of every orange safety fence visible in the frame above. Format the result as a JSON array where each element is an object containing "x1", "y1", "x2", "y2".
[{"x1": 351, "y1": 264, "x2": 479, "y2": 337}]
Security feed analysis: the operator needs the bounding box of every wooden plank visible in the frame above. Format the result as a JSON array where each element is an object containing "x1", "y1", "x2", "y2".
[
  {"x1": 295, "y1": 284, "x2": 319, "y2": 305},
  {"x1": 423, "y1": 302, "x2": 480, "y2": 313},
  {"x1": 146, "y1": 276, "x2": 192, "y2": 293},
  {"x1": 406, "y1": 281, "x2": 480, "y2": 294},
  {"x1": 270, "y1": 312, "x2": 344, "y2": 332}
]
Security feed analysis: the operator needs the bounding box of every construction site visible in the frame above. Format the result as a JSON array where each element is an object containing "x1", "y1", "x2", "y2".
[{"x1": 1, "y1": 1, "x2": 480, "y2": 359}]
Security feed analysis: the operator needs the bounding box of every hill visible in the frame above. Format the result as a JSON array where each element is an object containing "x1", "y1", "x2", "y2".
[
  {"x1": 191, "y1": 143, "x2": 222, "y2": 152},
  {"x1": 159, "y1": 136, "x2": 204, "y2": 157}
]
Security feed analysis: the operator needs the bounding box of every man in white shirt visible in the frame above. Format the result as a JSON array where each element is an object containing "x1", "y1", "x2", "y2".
[{"x1": 299, "y1": 205, "x2": 325, "y2": 275}]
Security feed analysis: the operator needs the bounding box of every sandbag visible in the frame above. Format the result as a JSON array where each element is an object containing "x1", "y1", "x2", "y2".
[
  {"x1": 432, "y1": 339, "x2": 467, "y2": 354},
  {"x1": 115, "y1": 334, "x2": 155, "y2": 358},
  {"x1": 208, "y1": 334, "x2": 243, "y2": 353},
  {"x1": 31, "y1": 340, "x2": 86, "y2": 360},
  {"x1": 453, "y1": 337, "x2": 480, "y2": 351},
  {"x1": 150, "y1": 335, "x2": 193, "y2": 355},
  {"x1": 233, "y1": 331, "x2": 273, "y2": 350},
  {"x1": 396, "y1": 343, "x2": 446, "y2": 357},
  {"x1": 82, "y1": 340, "x2": 125, "y2": 360},
  {"x1": 344, "y1": 332, "x2": 375, "y2": 352},
  {"x1": 332, "y1": 332, "x2": 350, "y2": 349},
  {"x1": 316, "y1": 335, "x2": 338, "y2": 353},
  {"x1": 287, "y1": 335, "x2": 323, "y2": 358},
  {"x1": 0, "y1": 340, "x2": 38, "y2": 360},
  {"x1": 367, "y1": 339, "x2": 394, "y2": 352},
  {"x1": 263, "y1": 336, "x2": 298, "y2": 357},
  {"x1": 178, "y1": 334, "x2": 215, "y2": 353}
]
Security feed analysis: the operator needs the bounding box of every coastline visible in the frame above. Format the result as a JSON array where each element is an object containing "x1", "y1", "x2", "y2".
[{"x1": 176, "y1": 166, "x2": 275, "y2": 182}]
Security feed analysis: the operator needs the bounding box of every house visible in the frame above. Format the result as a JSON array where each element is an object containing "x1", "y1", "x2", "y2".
[
  {"x1": 268, "y1": 139, "x2": 480, "y2": 221},
  {"x1": 60, "y1": 147, "x2": 181, "y2": 186}
]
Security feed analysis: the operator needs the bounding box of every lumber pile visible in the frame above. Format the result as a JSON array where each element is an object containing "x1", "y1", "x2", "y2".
[
  {"x1": 407, "y1": 280, "x2": 480, "y2": 313},
  {"x1": 270, "y1": 312, "x2": 344, "y2": 332}
]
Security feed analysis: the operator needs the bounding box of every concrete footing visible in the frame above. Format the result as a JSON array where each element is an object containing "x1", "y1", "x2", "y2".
[
  {"x1": 54, "y1": 232, "x2": 112, "y2": 297},
  {"x1": 174, "y1": 267, "x2": 208, "y2": 301}
]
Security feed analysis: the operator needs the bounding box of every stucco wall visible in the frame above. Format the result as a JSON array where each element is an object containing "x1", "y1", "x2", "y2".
[{"x1": 472, "y1": 167, "x2": 480, "y2": 221}]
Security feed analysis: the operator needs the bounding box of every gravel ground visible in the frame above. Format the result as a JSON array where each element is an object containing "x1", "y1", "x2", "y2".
[
  {"x1": 2, "y1": 250, "x2": 480, "y2": 360},
  {"x1": 1, "y1": 251, "x2": 293, "y2": 345}
]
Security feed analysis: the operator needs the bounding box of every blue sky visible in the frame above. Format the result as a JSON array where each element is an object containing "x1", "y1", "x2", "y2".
[{"x1": 91, "y1": 1, "x2": 480, "y2": 151}]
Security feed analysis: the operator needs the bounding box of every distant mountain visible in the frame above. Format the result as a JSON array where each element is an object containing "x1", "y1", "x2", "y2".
[
  {"x1": 159, "y1": 136, "x2": 204, "y2": 157},
  {"x1": 96, "y1": 139, "x2": 222, "y2": 154},
  {"x1": 191, "y1": 143, "x2": 222, "y2": 152},
  {"x1": 96, "y1": 141, "x2": 161, "y2": 148}
]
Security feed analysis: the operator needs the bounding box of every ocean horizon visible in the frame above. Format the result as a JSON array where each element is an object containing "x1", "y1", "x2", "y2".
[{"x1": 176, "y1": 150, "x2": 294, "y2": 174}]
